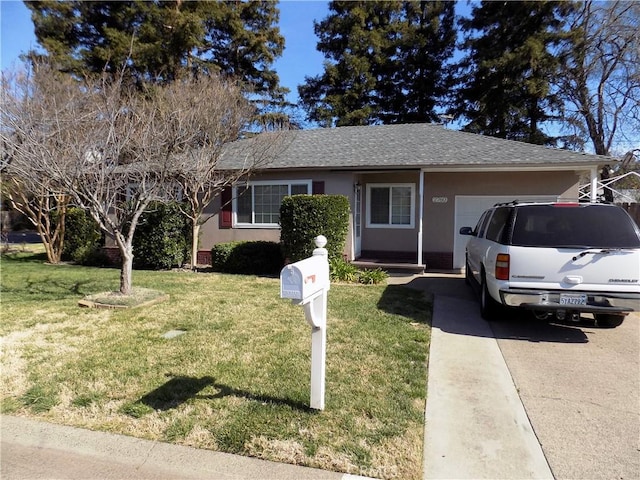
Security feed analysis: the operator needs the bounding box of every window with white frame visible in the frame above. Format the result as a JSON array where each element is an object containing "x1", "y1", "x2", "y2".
[
  {"x1": 366, "y1": 183, "x2": 415, "y2": 228},
  {"x1": 234, "y1": 180, "x2": 312, "y2": 227}
]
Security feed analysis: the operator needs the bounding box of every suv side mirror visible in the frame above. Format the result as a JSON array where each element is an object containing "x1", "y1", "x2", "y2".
[{"x1": 459, "y1": 226, "x2": 475, "y2": 236}]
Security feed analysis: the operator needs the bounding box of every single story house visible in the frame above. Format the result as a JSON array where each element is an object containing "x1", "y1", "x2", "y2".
[{"x1": 198, "y1": 123, "x2": 610, "y2": 271}]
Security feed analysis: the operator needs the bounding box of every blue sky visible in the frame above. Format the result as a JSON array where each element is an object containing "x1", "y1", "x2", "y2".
[
  {"x1": 0, "y1": 0, "x2": 329, "y2": 104},
  {"x1": 2, "y1": 1, "x2": 635, "y2": 153}
]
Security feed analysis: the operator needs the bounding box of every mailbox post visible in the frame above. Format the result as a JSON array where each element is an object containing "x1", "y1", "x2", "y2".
[{"x1": 280, "y1": 235, "x2": 330, "y2": 410}]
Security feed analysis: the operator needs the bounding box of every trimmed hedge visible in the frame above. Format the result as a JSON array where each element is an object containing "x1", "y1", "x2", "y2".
[
  {"x1": 279, "y1": 194, "x2": 349, "y2": 262},
  {"x1": 133, "y1": 201, "x2": 191, "y2": 270},
  {"x1": 211, "y1": 241, "x2": 284, "y2": 275}
]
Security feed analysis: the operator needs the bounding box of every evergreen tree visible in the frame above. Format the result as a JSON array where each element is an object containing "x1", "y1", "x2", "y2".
[
  {"x1": 196, "y1": 1, "x2": 286, "y2": 106},
  {"x1": 451, "y1": 1, "x2": 573, "y2": 145},
  {"x1": 298, "y1": 1, "x2": 455, "y2": 127},
  {"x1": 299, "y1": 1, "x2": 395, "y2": 127},
  {"x1": 383, "y1": 1, "x2": 455, "y2": 124},
  {"x1": 25, "y1": 1, "x2": 287, "y2": 119}
]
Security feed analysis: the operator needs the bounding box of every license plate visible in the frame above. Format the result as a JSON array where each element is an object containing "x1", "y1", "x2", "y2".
[{"x1": 559, "y1": 294, "x2": 587, "y2": 306}]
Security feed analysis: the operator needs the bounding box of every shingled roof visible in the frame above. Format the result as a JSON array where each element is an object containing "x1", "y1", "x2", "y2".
[{"x1": 220, "y1": 123, "x2": 611, "y2": 171}]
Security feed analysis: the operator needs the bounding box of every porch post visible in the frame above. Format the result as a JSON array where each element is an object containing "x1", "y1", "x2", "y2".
[
  {"x1": 590, "y1": 167, "x2": 598, "y2": 202},
  {"x1": 418, "y1": 170, "x2": 424, "y2": 266}
]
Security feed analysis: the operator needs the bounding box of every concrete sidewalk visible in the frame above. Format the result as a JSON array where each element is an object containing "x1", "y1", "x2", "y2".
[
  {"x1": 2, "y1": 273, "x2": 552, "y2": 479},
  {"x1": 422, "y1": 288, "x2": 553, "y2": 478},
  {"x1": 389, "y1": 273, "x2": 553, "y2": 479},
  {"x1": 1, "y1": 415, "x2": 365, "y2": 480}
]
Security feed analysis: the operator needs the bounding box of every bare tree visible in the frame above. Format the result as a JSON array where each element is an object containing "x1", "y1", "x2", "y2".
[
  {"x1": 160, "y1": 75, "x2": 290, "y2": 268},
  {"x1": 2, "y1": 177, "x2": 70, "y2": 263},
  {"x1": 2, "y1": 64, "x2": 174, "y2": 292},
  {"x1": 1, "y1": 69, "x2": 72, "y2": 263},
  {"x1": 556, "y1": 1, "x2": 640, "y2": 199},
  {"x1": 558, "y1": 1, "x2": 639, "y2": 155},
  {"x1": 557, "y1": 0, "x2": 640, "y2": 155},
  {"x1": 2, "y1": 62, "x2": 286, "y2": 292}
]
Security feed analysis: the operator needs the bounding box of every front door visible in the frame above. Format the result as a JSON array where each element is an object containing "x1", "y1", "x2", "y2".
[{"x1": 354, "y1": 184, "x2": 362, "y2": 258}]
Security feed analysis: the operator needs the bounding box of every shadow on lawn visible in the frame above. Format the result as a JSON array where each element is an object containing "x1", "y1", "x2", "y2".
[
  {"x1": 137, "y1": 375, "x2": 311, "y2": 413},
  {"x1": 377, "y1": 284, "x2": 432, "y2": 326},
  {"x1": 22, "y1": 276, "x2": 98, "y2": 297},
  {"x1": 1, "y1": 251, "x2": 49, "y2": 263}
]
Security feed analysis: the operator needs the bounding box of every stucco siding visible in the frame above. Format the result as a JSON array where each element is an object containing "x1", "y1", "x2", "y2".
[
  {"x1": 198, "y1": 170, "x2": 356, "y2": 256},
  {"x1": 196, "y1": 168, "x2": 586, "y2": 267},
  {"x1": 359, "y1": 171, "x2": 421, "y2": 254},
  {"x1": 422, "y1": 170, "x2": 581, "y2": 254}
]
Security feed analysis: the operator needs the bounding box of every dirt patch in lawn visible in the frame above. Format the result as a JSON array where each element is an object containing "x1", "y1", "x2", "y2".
[{"x1": 79, "y1": 287, "x2": 168, "y2": 309}]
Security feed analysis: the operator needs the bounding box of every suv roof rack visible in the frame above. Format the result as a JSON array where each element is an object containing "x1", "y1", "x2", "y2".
[{"x1": 493, "y1": 200, "x2": 520, "y2": 207}]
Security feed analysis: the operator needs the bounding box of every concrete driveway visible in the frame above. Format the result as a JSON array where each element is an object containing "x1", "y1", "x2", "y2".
[
  {"x1": 489, "y1": 311, "x2": 640, "y2": 479},
  {"x1": 394, "y1": 273, "x2": 639, "y2": 480}
]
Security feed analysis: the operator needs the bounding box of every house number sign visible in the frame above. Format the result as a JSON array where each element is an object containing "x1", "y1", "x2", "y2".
[{"x1": 432, "y1": 196, "x2": 448, "y2": 203}]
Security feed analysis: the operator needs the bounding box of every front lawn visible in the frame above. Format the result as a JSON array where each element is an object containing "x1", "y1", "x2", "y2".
[{"x1": 0, "y1": 251, "x2": 431, "y2": 479}]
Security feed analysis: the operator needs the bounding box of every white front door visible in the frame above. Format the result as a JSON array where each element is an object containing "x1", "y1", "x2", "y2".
[{"x1": 354, "y1": 184, "x2": 362, "y2": 258}]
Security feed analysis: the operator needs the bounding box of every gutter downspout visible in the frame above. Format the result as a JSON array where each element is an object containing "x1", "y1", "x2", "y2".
[{"x1": 418, "y1": 170, "x2": 424, "y2": 267}]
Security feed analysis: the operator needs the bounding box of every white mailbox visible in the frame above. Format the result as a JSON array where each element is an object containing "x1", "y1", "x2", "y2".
[
  {"x1": 280, "y1": 255, "x2": 329, "y2": 304},
  {"x1": 279, "y1": 235, "x2": 330, "y2": 410}
]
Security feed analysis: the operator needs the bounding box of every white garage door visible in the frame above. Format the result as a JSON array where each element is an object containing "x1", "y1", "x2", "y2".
[{"x1": 453, "y1": 195, "x2": 558, "y2": 269}]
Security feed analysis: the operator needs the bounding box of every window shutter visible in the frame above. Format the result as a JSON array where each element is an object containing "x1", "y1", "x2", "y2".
[
  {"x1": 312, "y1": 181, "x2": 325, "y2": 195},
  {"x1": 219, "y1": 187, "x2": 232, "y2": 228}
]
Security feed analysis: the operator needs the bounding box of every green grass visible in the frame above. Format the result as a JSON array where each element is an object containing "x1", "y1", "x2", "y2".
[
  {"x1": 82, "y1": 287, "x2": 167, "y2": 307},
  {"x1": 0, "y1": 250, "x2": 431, "y2": 479}
]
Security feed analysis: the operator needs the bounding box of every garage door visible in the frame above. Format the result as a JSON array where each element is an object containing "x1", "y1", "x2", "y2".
[{"x1": 453, "y1": 195, "x2": 558, "y2": 269}]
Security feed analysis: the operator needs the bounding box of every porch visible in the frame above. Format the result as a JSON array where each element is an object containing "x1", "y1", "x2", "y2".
[{"x1": 352, "y1": 251, "x2": 426, "y2": 274}]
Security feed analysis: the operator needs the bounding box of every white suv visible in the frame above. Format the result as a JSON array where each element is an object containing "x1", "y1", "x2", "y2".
[{"x1": 460, "y1": 201, "x2": 640, "y2": 327}]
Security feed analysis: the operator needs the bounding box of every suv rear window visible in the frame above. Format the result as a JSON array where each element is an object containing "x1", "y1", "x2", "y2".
[
  {"x1": 485, "y1": 207, "x2": 511, "y2": 243},
  {"x1": 511, "y1": 204, "x2": 640, "y2": 248}
]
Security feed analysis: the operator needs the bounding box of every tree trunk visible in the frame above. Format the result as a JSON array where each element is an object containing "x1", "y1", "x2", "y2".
[
  {"x1": 41, "y1": 238, "x2": 61, "y2": 264},
  {"x1": 191, "y1": 221, "x2": 201, "y2": 271},
  {"x1": 8, "y1": 188, "x2": 68, "y2": 264},
  {"x1": 119, "y1": 244, "x2": 134, "y2": 295},
  {"x1": 36, "y1": 224, "x2": 62, "y2": 264}
]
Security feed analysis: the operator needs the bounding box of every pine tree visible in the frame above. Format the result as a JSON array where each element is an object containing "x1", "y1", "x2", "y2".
[
  {"x1": 25, "y1": 1, "x2": 287, "y2": 118},
  {"x1": 452, "y1": 0, "x2": 573, "y2": 146},
  {"x1": 383, "y1": 1, "x2": 455, "y2": 124},
  {"x1": 298, "y1": 1, "x2": 456, "y2": 127},
  {"x1": 298, "y1": 1, "x2": 393, "y2": 127}
]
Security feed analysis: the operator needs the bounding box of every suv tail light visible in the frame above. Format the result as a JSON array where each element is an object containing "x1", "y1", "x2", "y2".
[{"x1": 495, "y1": 254, "x2": 510, "y2": 280}]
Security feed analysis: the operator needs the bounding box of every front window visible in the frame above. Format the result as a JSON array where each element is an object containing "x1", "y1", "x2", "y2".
[
  {"x1": 234, "y1": 180, "x2": 311, "y2": 227},
  {"x1": 366, "y1": 183, "x2": 415, "y2": 228}
]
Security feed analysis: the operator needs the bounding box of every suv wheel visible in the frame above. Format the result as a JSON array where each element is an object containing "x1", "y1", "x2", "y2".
[
  {"x1": 594, "y1": 314, "x2": 625, "y2": 328},
  {"x1": 480, "y1": 272, "x2": 501, "y2": 320}
]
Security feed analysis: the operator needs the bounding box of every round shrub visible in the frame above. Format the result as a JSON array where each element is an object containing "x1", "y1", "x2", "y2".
[
  {"x1": 211, "y1": 241, "x2": 240, "y2": 271},
  {"x1": 59, "y1": 207, "x2": 104, "y2": 265},
  {"x1": 133, "y1": 202, "x2": 191, "y2": 270},
  {"x1": 71, "y1": 243, "x2": 111, "y2": 267}
]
